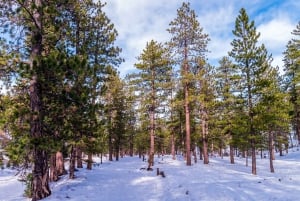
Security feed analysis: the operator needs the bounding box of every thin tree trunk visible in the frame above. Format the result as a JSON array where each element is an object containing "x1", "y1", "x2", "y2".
[
  {"x1": 69, "y1": 145, "x2": 76, "y2": 179},
  {"x1": 108, "y1": 133, "x2": 113, "y2": 161},
  {"x1": 279, "y1": 144, "x2": 284, "y2": 156},
  {"x1": 230, "y1": 145, "x2": 235, "y2": 164},
  {"x1": 202, "y1": 109, "x2": 209, "y2": 164},
  {"x1": 183, "y1": 41, "x2": 191, "y2": 166},
  {"x1": 150, "y1": 71, "x2": 155, "y2": 161},
  {"x1": 193, "y1": 147, "x2": 197, "y2": 163},
  {"x1": 129, "y1": 132, "x2": 134, "y2": 157},
  {"x1": 171, "y1": 133, "x2": 176, "y2": 160},
  {"x1": 87, "y1": 153, "x2": 92, "y2": 170},
  {"x1": 76, "y1": 146, "x2": 83, "y2": 168},
  {"x1": 185, "y1": 80, "x2": 191, "y2": 166},
  {"x1": 150, "y1": 111, "x2": 155, "y2": 159},
  {"x1": 115, "y1": 143, "x2": 119, "y2": 161},
  {"x1": 269, "y1": 130, "x2": 275, "y2": 173},
  {"x1": 251, "y1": 139, "x2": 256, "y2": 175},
  {"x1": 219, "y1": 147, "x2": 223, "y2": 159},
  {"x1": 199, "y1": 145, "x2": 203, "y2": 160}
]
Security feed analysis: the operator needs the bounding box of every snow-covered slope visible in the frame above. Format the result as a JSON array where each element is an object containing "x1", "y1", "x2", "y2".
[{"x1": 1, "y1": 149, "x2": 300, "y2": 201}]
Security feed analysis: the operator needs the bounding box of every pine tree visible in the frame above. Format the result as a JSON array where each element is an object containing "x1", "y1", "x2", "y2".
[
  {"x1": 129, "y1": 40, "x2": 171, "y2": 166},
  {"x1": 193, "y1": 60, "x2": 215, "y2": 164},
  {"x1": 283, "y1": 22, "x2": 300, "y2": 145},
  {"x1": 229, "y1": 8, "x2": 272, "y2": 175},
  {"x1": 255, "y1": 66, "x2": 290, "y2": 172},
  {"x1": 215, "y1": 57, "x2": 240, "y2": 163},
  {"x1": 0, "y1": 0, "x2": 122, "y2": 198},
  {"x1": 167, "y1": 2, "x2": 209, "y2": 166}
]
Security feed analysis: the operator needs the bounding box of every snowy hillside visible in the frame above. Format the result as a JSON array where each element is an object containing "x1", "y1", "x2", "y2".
[{"x1": 1, "y1": 149, "x2": 300, "y2": 201}]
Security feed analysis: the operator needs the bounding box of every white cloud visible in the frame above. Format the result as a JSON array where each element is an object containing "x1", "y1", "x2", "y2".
[
  {"x1": 272, "y1": 55, "x2": 285, "y2": 74},
  {"x1": 103, "y1": 0, "x2": 299, "y2": 76},
  {"x1": 258, "y1": 17, "x2": 294, "y2": 50},
  {"x1": 257, "y1": 16, "x2": 295, "y2": 73},
  {"x1": 104, "y1": 0, "x2": 181, "y2": 76}
]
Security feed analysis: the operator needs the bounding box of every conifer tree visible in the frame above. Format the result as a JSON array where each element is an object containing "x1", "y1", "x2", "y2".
[
  {"x1": 283, "y1": 22, "x2": 300, "y2": 145},
  {"x1": 256, "y1": 66, "x2": 290, "y2": 172},
  {"x1": 0, "y1": 0, "x2": 122, "y2": 198},
  {"x1": 229, "y1": 8, "x2": 273, "y2": 175},
  {"x1": 193, "y1": 60, "x2": 215, "y2": 164},
  {"x1": 129, "y1": 40, "x2": 171, "y2": 166},
  {"x1": 167, "y1": 2, "x2": 209, "y2": 166},
  {"x1": 215, "y1": 57, "x2": 240, "y2": 164}
]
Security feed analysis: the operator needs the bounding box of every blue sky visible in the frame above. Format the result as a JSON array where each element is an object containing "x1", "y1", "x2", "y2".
[{"x1": 103, "y1": 0, "x2": 300, "y2": 77}]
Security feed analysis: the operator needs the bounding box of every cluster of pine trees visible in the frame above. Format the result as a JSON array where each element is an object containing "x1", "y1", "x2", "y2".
[{"x1": 0, "y1": 1, "x2": 299, "y2": 200}]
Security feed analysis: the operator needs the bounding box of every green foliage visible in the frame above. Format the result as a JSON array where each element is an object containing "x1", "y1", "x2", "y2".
[
  {"x1": 212, "y1": 57, "x2": 241, "y2": 150},
  {"x1": 24, "y1": 173, "x2": 33, "y2": 198},
  {"x1": 127, "y1": 40, "x2": 172, "y2": 154},
  {"x1": 283, "y1": 21, "x2": 300, "y2": 142},
  {"x1": 229, "y1": 8, "x2": 273, "y2": 144}
]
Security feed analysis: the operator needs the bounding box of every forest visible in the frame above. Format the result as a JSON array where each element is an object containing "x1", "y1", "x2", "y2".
[{"x1": 0, "y1": 1, "x2": 299, "y2": 201}]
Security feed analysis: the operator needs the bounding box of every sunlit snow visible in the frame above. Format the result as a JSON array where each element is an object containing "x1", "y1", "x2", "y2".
[{"x1": 1, "y1": 149, "x2": 300, "y2": 201}]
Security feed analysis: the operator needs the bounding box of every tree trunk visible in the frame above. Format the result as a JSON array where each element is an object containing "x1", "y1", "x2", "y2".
[
  {"x1": 183, "y1": 41, "x2": 191, "y2": 166},
  {"x1": 76, "y1": 146, "x2": 83, "y2": 168},
  {"x1": 115, "y1": 143, "x2": 119, "y2": 161},
  {"x1": 229, "y1": 145, "x2": 235, "y2": 164},
  {"x1": 30, "y1": 47, "x2": 51, "y2": 201},
  {"x1": 69, "y1": 145, "x2": 76, "y2": 179},
  {"x1": 31, "y1": 149, "x2": 51, "y2": 201},
  {"x1": 56, "y1": 151, "x2": 66, "y2": 176},
  {"x1": 251, "y1": 140, "x2": 256, "y2": 175},
  {"x1": 129, "y1": 132, "x2": 134, "y2": 157},
  {"x1": 184, "y1": 80, "x2": 191, "y2": 166},
  {"x1": 269, "y1": 130, "x2": 275, "y2": 173},
  {"x1": 171, "y1": 133, "x2": 176, "y2": 160},
  {"x1": 202, "y1": 109, "x2": 209, "y2": 164},
  {"x1": 279, "y1": 144, "x2": 284, "y2": 156},
  {"x1": 87, "y1": 153, "x2": 93, "y2": 170},
  {"x1": 219, "y1": 147, "x2": 223, "y2": 159},
  {"x1": 199, "y1": 145, "x2": 203, "y2": 160},
  {"x1": 150, "y1": 111, "x2": 155, "y2": 159},
  {"x1": 203, "y1": 138, "x2": 209, "y2": 164},
  {"x1": 49, "y1": 153, "x2": 58, "y2": 182},
  {"x1": 193, "y1": 148, "x2": 197, "y2": 163},
  {"x1": 28, "y1": 0, "x2": 52, "y2": 199},
  {"x1": 108, "y1": 134, "x2": 113, "y2": 161},
  {"x1": 150, "y1": 71, "x2": 155, "y2": 160}
]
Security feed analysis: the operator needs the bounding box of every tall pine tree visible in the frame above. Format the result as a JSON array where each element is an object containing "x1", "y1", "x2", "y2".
[
  {"x1": 229, "y1": 8, "x2": 272, "y2": 175},
  {"x1": 283, "y1": 22, "x2": 300, "y2": 145},
  {"x1": 167, "y1": 2, "x2": 209, "y2": 166},
  {"x1": 129, "y1": 40, "x2": 171, "y2": 166}
]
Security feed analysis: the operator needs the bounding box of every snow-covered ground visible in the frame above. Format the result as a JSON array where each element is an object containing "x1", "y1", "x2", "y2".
[{"x1": 1, "y1": 149, "x2": 300, "y2": 201}]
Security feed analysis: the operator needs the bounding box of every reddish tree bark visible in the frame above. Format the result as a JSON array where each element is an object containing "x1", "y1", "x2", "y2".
[
  {"x1": 76, "y1": 147, "x2": 83, "y2": 168},
  {"x1": 202, "y1": 108, "x2": 209, "y2": 164},
  {"x1": 49, "y1": 153, "x2": 58, "y2": 182},
  {"x1": 56, "y1": 151, "x2": 66, "y2": 176}
]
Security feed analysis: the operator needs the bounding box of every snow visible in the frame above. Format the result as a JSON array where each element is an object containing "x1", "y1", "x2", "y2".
[{"x1": 1, "y1": 149, "x2": 300, "y2": 201}]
